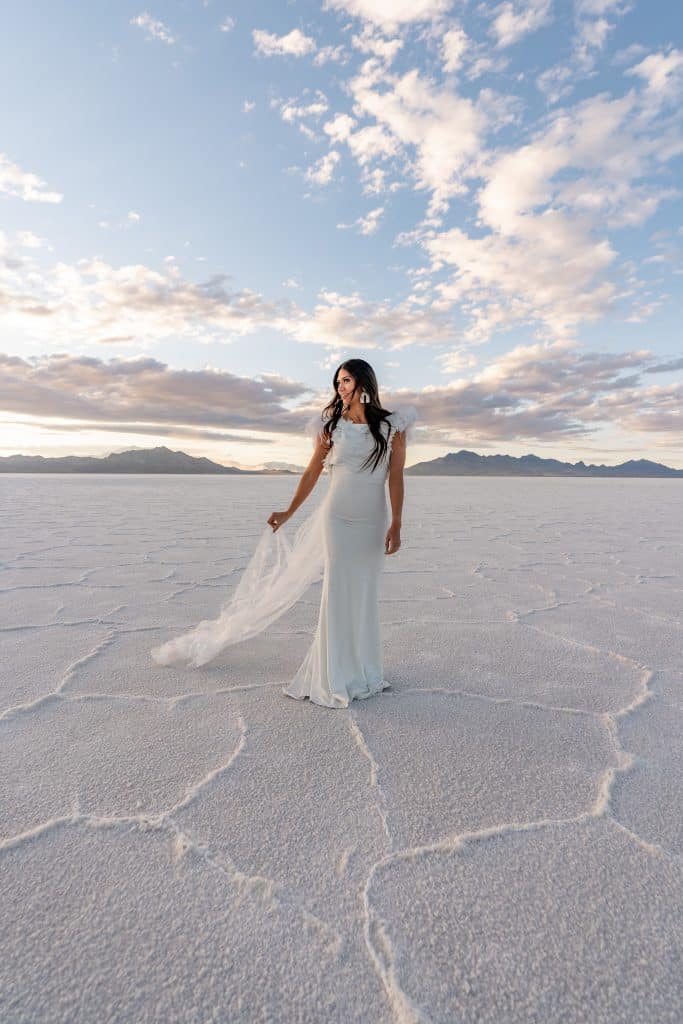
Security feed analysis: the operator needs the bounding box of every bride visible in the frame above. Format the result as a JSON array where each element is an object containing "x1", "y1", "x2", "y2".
[{"x1": 151, "y1": 358, "x2": 417, "y2": 709}]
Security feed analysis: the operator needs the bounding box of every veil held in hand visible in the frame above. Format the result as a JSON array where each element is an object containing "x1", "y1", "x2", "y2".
[{"x1": 150, "y1": 404, "x2": 417, "y2": 668}]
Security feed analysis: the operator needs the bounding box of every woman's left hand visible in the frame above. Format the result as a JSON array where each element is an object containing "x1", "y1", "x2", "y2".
[{"x1": 385, "y1": 522, "x2": 401, "y2": 555}]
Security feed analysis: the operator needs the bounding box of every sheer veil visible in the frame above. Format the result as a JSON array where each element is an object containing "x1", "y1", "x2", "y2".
[
  {"x1": 150, "y1": 405, "x2": 417, "y2": 669},
  {"x1": 151, "y1": 412, "x2": 330, "y2": 669},
  {"x1": 150, "y1": 497, "x2": 326, "y2": 668}
]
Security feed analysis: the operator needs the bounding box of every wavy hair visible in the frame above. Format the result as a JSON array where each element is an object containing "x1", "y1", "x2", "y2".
[{"x1": 319, "y1": 359, "x2": 393, "y2": 472}]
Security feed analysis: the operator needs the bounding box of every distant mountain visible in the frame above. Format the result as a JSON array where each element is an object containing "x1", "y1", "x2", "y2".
[
  {"x1": 2, "y1": 445, "x2": 680, "y2": 477},
  {"x1": 0, "y1": 446, "x2": 294, "y2": 475},
  {"x1": 261, "y1": 461, "x2": 307, "y2": 473},
  {"x1": 405, "y1": 450, "x2": 683, "y2": 477}
]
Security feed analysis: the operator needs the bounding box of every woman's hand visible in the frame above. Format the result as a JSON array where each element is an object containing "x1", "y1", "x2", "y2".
[
  {"x1": 385, "y1": 521, "x2": 401, "y2": 555},
  {"x1": 267, "y1": 510, "x2": 291, "y2": 533}
]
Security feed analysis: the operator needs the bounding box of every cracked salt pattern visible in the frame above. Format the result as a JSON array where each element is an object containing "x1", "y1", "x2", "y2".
[{"x1": 1, "y1": 475, "x2": 682, "y2": 1024}]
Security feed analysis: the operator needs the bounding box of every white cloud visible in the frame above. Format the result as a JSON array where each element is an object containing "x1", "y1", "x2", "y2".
[
  {"x1": 420, "y1": 80, "x2": 683, "y2": 342},
  {"x1": 537, "y1": 0, "x2": 632, "y2": 102},
  {"x1": 305, "y1": 150, "x2": 342, "y2": 185},
  {"x1": 220, "y1": 16, "x2": 236, "y2": 33},
  {"x1": 0, "y1": 153, "x2": 63, "y2": 203},
  {"x1": 313, "y1": 44, "x2": 348, "y2": 66},
  {"x1": 576, "y1": 14, "x2": 612, "y2": 51},
  {"x1": 346, "y1": 63, "x2": 485, "y2": 217},
  {"x1": 466, "y1": 53, "x2": 509, "y2": 80},
  {"x1": 347, "y1": 123, "x2": 400, "y2": 166},
  {"x1": 17, "y1": 230, "x2": 44, "y2": 249},
  {"x1": 337, "y1": 206, "x2": 385, "y2": 234},
  {"x1": 130, "y1": 12, "x2": 176, "y2": 45},
  {"x1": 428, "y1": 219, "x2": 618, "y2": 343},
  {"x1": 573, "y1": 0, "x2": 631, "y2": 71},
  {"x1": 252, "y1": 28, "x2": 316, "y2": 58},
  {"x1": 437, "y1": 348, "x2": 477, "y2": 373},
  {"x1": 626, "y1": 48, "x2": 683, "y2": 101},
  {"x1": 282, "y1": 287, "x2": 457, "y2": 350},
  {"x1": 358, "y1": 206, "x2": 385, "y2": 234},
  {"x1": 0, "y1": 241, "x2": 286, "y2": 346},
  {"x1": 276, "y1": 91, "x2": 329, "y2": 131},
  {"x1": 98, "y1": 211, "x2": 144, "y2": 231},
  {"x1": 441, "y1": 26, "x2": 468, "y2": 74},
  {"x1": 323, "y1": 113, "x2": 357, "y2": 143},
  {"x1": 536, "y1": 64, "x2": 574, "y2": 104},
  {"x1": 243, "y1": 99, "x2": 256, "y2": 113},
  {"x1": 489, "y1": 0, "x2": 553, "y2": 49},
  {"x1": 359, "y1": 166, "x2": 403, "y2": 195},
  {"x1": 0, "y1": 235, "x2": 457, "y2": 355},
  {"x1": 477, "y1": 137, "x2": 570, "y2": 235},
  {"x1": 575, "y1": 0, "x2": 629, "y2": 15},
  {"x1": 612, "y1": 42, "x2": 646, "y2": 66},
  {"x1": 350, "y1": 24, "x2": 404, "y2": 64},
  {"x1": 323, "y1": 0, "x2": 452, "y2": 31}
]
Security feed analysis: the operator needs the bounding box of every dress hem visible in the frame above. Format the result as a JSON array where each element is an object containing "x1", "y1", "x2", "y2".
[{"x1": 281, "y1": 680, "x2": 390, "y2": 709}]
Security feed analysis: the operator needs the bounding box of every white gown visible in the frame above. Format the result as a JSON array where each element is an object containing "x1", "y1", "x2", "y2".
[
  {"x1": 283, "y1": 408, "x2": 416, "y2": 707},
  {"x1": 151, "y1": 406, "x2": 418, "y2": 710}
]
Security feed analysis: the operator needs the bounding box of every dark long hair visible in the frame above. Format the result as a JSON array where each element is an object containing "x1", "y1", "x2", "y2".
[{"x1": 319, "y1": 359, "x2": 393, "y2": 472}]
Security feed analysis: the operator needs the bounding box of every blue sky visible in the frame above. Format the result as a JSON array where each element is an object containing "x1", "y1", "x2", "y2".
[{"x1": 1, "y1": 0, "x2": 681, "y2": 468}]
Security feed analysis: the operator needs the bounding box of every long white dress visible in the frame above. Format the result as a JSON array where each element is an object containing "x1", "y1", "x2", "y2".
[
  {"x1": 150, "y1": 406, "x2": 418, "y2": 709},
  {"x1": 283, "y1": 408, "x2": 417, "y2": 708}
]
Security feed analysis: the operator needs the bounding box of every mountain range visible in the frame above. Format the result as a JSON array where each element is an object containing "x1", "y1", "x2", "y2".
[
  {"x1": 405, "y1": 450, "x2": 683, "y2": 477},
  {"x1": 1, "y1": 445, "x2": 682, "y2": 477},
  {"x1": 0, "y1": 446, "x2": 281, "y2": 475}
]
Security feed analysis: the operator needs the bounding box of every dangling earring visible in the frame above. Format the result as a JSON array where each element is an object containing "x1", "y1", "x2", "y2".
[{"x1": 360, "y1": 390, "x2": 369, "y2": 404}]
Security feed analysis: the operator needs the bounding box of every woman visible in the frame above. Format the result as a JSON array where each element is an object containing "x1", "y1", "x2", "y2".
[
  {"x1": 271, "y1": 360, "x2": 416, "y2": 707},
  {"x1": 151, "y1": 359, "x2": 417, "y2": 709}
]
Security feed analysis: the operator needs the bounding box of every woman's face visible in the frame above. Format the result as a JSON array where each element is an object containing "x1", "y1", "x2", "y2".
[{"x1": 335, "y1": 368, "x2": 356, "y2": 404}]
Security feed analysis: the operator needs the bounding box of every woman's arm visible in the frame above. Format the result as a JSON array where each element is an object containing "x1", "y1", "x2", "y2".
[
  {"x1": 267, "y1": 432, "x2": 331, "y2": 531},
  {"x1": 385, "y1": 430, "x2": 406, "y2": 554}
]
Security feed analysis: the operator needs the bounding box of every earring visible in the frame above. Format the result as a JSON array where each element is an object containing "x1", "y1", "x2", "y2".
[{"x1": 360, "y1": 390, "x2": 369, "y2": 403}]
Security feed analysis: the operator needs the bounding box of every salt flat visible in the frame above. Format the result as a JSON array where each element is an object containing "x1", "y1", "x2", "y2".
[{"x1": 1, "y1": 475, "x2": 682, "y2": 1024}]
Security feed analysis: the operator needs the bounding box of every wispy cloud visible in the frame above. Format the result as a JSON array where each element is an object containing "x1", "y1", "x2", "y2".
[
  {"x1": 323, "y1": 0, "x2": 451, "y2": 31},
  {"x1": 129, "y1": 12, "x2": 176, "y2": 45},
  {"x1": 16, "y1": 230, "x2": 45, "y2": 248},
  {"x1": 0, "y1": 153, "x2": 63, "y2": 203},
  {"x1": 489, "y1": 0, "x2": 553, "y2": 49},
  {"x1": 0, "y1": 235, "x2": 454, "y2": 352},
  {"x1": 0, "y1": 239, "x2": 286, "y2": 345},
  {"x1": 537, "y1": 0, "x2": 633, "y2": 102},
  {"x1": 420, "y1": 69, "x2": 683, "y2": 342},
  {"x1": 313, "y1": 43, "x2": 348, "y2": 66},
  {"x1": 273, "y1": 90, "x2": 330, "y2": 138},
  {"x1": 337, "y1": 206, "x2": 385, "y2": 234},
  {"x1": 625, "y1": 47, "x2": 683, "y2": 102},
  {"x1": 305, "y1": 149, "x2": 341, "y2": 185},
  {"x1": 252, "y1": 28, "x2": 316, "y2": 58}
]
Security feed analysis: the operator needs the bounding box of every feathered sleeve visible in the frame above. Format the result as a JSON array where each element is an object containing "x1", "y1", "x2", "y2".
[
  {"x1": 386, "y1": 405, "x2": 418, "y2": 451},
  {"x1": 305, "y1": 411, "x2": 334, "y2": 471},
  {"x1": 305, "y1": 412, "x2": 326, "y2": 446}
]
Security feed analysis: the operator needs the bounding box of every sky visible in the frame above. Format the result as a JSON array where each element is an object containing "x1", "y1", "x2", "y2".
[{"x1": 1, "y1": 0, "x2": 682, "y2": 470}]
